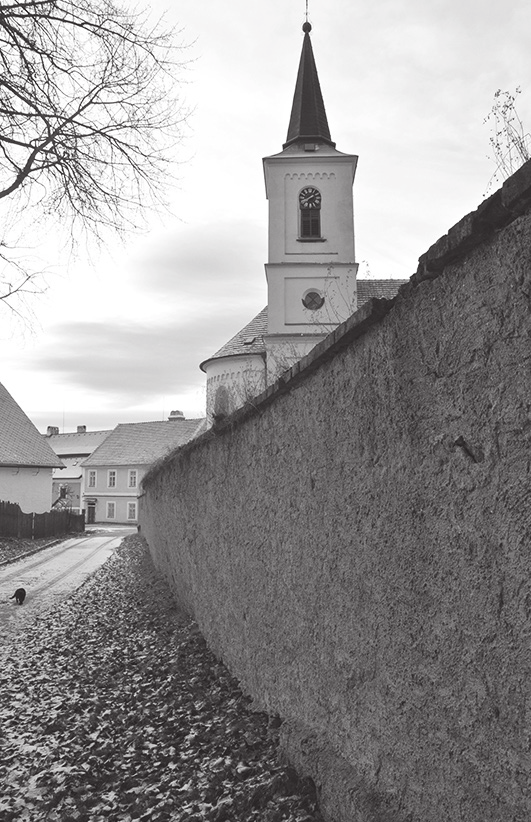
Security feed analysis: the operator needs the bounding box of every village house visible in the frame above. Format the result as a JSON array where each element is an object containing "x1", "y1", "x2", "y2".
[
  {"x1": 0, "y1": 381, "x2": 64, "y2": 513},
  {"x1": 45, "y1": 426, "x2": 112, "y2": 513},
  {"x1": 81, "y1": 412, "x2": 205, "y2": 524}
]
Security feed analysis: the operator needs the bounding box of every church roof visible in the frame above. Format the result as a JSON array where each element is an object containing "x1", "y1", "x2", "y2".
[
  {"x1": 357, "y1": 278, "x2": 409, "y2": 303},
  {"x1": 0, "y1": 381, "x2": 64, "y2": 468},
  {"x1": 201, "y1": 280, "x2": 407, "y2": 369},
  {"x1": 284, "y1": 23, "x2": 335, "y2": 149},
  {"x1": 199, "y1": 308, "x2": 268, "y2": 372}
]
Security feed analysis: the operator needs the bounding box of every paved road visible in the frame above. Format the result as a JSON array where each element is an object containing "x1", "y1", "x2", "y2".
[{"x1": 0, "y1": 526, "x2": 135, "y2": 642}]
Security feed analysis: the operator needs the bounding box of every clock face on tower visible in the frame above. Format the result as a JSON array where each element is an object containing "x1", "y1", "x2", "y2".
[{"x1": 299, "y1": 187, "x2": 321, "y2": 209}]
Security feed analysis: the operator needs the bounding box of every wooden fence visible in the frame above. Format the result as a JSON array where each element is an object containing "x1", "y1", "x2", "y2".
[{"x1": 0, "y1": 501, "x2": 85, "y2": 539}]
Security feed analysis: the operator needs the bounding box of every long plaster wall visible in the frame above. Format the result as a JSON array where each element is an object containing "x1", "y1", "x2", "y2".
[{"x1": 140, "y1": 163, "x2": 531, "y2": 822}]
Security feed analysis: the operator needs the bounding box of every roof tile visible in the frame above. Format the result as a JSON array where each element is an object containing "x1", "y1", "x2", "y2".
[
  {"x1": 356, "y1": 278, "x2": 408, "y2": 303},
  {"x1": 0, "y1": 382, "x2": 63, "y2": 467},
  {"x1": 46, "y1": 430, "x2": 112, "y2": 457},
  {"x1": 83, "y1": 419, "x2": 206, "y2": 467},
  {"x1": 200, "y1": 308, "x2": 268, "y2": 370}
]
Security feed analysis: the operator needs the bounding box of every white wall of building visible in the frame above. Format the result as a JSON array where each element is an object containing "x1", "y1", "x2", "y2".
[
  {"x1": 205, "y1": 355, "x2": 267, "y2": 423},
  {"x1": 263, "y1": 145, "x2": 358, "y2": 346},
  {"x1": 82, "y1": 463, "x2": 144, "y2": 524},
  {"x1": 263, "y1": 147, "x2": 357, "y2": 264},
  {"x1": 0, "y1": 467, "x2": 53, "y2": 513},
  {"x1": 266, "y1": 262, "x2": 358, "y2": 334}
]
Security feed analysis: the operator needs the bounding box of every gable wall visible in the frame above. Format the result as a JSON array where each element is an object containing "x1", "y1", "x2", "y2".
[
  {"x1": 140, "y1": 166, "x2": 531, "y2": 822},
  {"x1": 0, "y1": 467, "x2": 53, "y2": 514}
]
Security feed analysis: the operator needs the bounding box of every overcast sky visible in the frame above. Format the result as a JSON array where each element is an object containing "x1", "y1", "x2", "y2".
[{"x1": 2, "y1": 0, "x2": 530, "y2": 432}]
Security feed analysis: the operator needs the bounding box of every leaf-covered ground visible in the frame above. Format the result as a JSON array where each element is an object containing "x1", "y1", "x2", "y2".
[
  {"x1": 0, "y1": 535, "x2": 323, "y2": 821},
  {"x1": 0, "y1": 537, "x2": 57, "y2": 566}
]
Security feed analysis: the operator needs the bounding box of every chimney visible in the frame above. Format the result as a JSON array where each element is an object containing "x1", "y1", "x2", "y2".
[
  {"x1": 46, "y1": 426, "x2": 59, "y2": 436},
  {"x1": 168, "y1": 410, "x2": 185, "y2": 422},
  {"x1": 77, "y1": 425, "x2": 87, "y2": 433}
]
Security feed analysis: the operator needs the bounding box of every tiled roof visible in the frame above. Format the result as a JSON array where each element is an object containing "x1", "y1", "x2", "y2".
[
  {"x1": 0, "y1": 382, "x2": 64, "y2": 467},
  {"x1": 46, "y1": 430, "x2": 112, "y2": 457},
  {"x1": 200, "y1": 308, "x2": 268, "y2": 371},
  {"x1": 357, "y1": 278, "x2": 408, "y2": 305},
  {"x1": 82, "y1": 418, "x2": 206, "y2": 467},
  {"x1": 201, "y1": 279, "x2": 407, "y2": 368},
  {"x1": 52, "y1": 457, "x2": 85, "y2": 481}
]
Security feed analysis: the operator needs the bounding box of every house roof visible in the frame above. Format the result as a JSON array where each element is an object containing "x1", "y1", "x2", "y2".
[
  {"x1": 52, "y1": 457, "x2": 87, "y2": 481},
  {"x1": 201, "y1": 279, "x2": 408, "y2": 368},
  {"x1": 284, "y1": 23, "x2": 334, "y2": 149},
  {"x1": 46, "y1": 429, "x2": 112, "y2": 457},
  {"x1": 0, "y1": 382, "x2": 64, "y2": 468},
  {"x1": 82, "y1": 418, "x2": 206, "y2": 467}
]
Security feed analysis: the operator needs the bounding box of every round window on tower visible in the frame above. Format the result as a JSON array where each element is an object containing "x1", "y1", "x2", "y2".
[{"x1": 302, "y1": 289, "x2": 325, "y2": 311}]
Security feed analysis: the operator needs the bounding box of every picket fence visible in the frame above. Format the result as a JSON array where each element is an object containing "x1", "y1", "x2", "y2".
[{"x1": 0, "y1": 500, "x2": 85, "y2": 539}]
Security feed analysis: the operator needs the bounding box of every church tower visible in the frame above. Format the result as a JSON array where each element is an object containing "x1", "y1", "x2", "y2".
[
  {"x1": 201, "y1": 21, "x2": 361, "y2": 424},
  {"x1": 262, "y1": 21, "x2": 358, "y2": 378}
]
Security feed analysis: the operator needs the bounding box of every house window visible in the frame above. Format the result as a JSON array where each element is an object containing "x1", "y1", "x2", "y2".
[
  {"x1": 106, "y1": 502, "x2": 116, "y2": 519},
  {"x1": 128, "y1": 470, "x2": 137, "y2": 489},
  {"x1": 88, "y1": 470, "x2": 96, "y2": 488},
  {"x1": 108, "y1": 470, "x2": 116, "y2": 488},
  {"x1": 127, "y1": 502, "x2": 137, "y2": 521},
  {"x1": 299, "y1": 186, "x2": 321, "y2": 238}
]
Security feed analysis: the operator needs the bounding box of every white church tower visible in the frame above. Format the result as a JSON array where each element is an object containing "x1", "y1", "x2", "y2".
[
  {"x1": 201, "y1": 21, "x2": 362, "y2": 424},
  {"x1": 263, "y1": 20, "x2": 358, "y2": 376}
]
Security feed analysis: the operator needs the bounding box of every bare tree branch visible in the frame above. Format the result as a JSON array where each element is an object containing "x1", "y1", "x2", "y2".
[
  {"x1": 484, "y1": 87, "x2": 531, "y2": 194},
  {"x1": 0, "y1": 0, "x2": 189, "y2": 316}
]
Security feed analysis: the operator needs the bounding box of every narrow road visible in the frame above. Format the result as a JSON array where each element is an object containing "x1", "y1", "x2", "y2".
[{"x1": 0, "y1": 526, "x2": 135, "y2": 642}]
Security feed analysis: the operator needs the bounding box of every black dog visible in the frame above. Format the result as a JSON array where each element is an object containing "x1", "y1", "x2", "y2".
[{"x1": 10, "y1": 588, "x2": 26, "y2": 605}]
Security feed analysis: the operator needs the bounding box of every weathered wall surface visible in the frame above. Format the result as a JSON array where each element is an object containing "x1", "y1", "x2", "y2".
[{"x1": 140, "y1": 165, "x2": 531, "y2": 822}]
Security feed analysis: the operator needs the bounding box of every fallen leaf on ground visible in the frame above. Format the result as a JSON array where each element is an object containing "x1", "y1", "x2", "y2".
[{"x1": 0, "y1": 535, "x2": 323, "y2": 822}]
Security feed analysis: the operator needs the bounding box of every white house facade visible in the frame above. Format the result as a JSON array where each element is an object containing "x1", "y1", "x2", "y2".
[
  {"x1": 82, "y1": 414, "x2": 206, "y2": 524},
  {"x1": 0, "y1": 467, "x2": 55, "y2": 515},
  {"x1": 83, "y1": 463, "x2": 144, "y2": 525}
]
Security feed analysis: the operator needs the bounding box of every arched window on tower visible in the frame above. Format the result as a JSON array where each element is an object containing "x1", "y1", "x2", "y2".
[{"x1": 299, "y1": 186, "x2": 322, "y2": 238}]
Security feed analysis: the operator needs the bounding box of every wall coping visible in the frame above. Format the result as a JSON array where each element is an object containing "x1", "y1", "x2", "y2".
[
  {"x1": 413, "y1": 158, "x2": 531, "y2": 282},
  {"x1": 142, "y1": 158, "x2": 531, "y2": 488}
]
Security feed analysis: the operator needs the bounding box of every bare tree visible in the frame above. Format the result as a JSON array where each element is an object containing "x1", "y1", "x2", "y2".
[
  {"x1": 484, "y1": 87, "x2": 531, "y2": 192},
  {"x1": 0, "y1": 0, "x2": 188, "y2": 316}
]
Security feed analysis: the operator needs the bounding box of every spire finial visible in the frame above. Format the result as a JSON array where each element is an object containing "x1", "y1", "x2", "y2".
[{"x1": 303, "y1": 0, "x2": 312, "y2": 32}]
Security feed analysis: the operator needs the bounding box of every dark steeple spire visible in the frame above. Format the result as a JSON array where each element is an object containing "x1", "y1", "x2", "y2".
[{"x1": 284, "y1": 22, "x2": 335, "y2": 149}]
